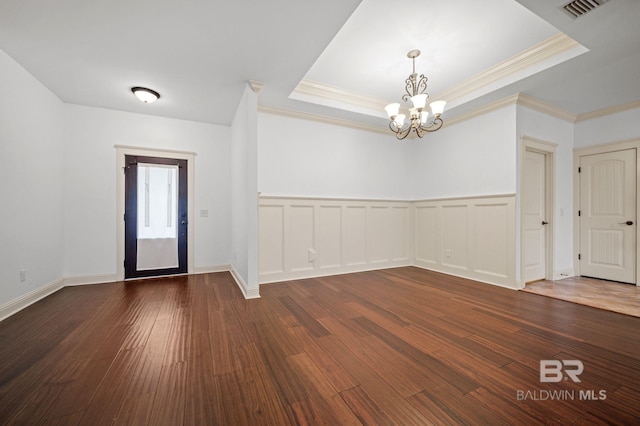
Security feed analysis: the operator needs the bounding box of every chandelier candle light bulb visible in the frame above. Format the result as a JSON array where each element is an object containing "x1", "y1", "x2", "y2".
[
  {"x1": 411, "y1": 94, "x2": 428, "y2": 109},
  {"x1": 385, "y1": 103, "x2": 400, "y2": 118},
  {"x1": 385, "y1": 50, "x2": 445, "y2": 140},
  {"x1": 430, "y1": 100, "x2": 446, "y2": 116}
]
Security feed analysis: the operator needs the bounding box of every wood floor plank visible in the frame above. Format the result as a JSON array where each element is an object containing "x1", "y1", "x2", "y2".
[
  {"x1": 339, "y1": 386, "x2": 395, "y2": 426},
  {"x1": 1, "y1": 267, "x2": 639, "y2": 424},
  {"x1": 43, "y1": 411, "x2": 85, "y2": 425},
  {"x1": 251, "y1": 320, "x2": 309, "y2": 406},
  {"x1": 288, "y1": 352, "x2": 361, "y2": 425},
  {"x1": 408, "y1": 387, "x2": 506, "y2": 426},
  {"x1": 44, "y1": 356, "x2": 115, "y2": 420},
  {"x1": 147, "y1": 362, "x2": 187, "y2": 425},
  {"x1": 352, "y1": 316, "x2": 481, "y2": 394},
  {"x1": 285, "y1": 327, "x2": 359, "y2": 394},
  {"x1": 314, "y1": 334, "x2": 432, "y2": 425},
  {"x1": 278, "y1": 295, "x2": 331, "y2": 338}
]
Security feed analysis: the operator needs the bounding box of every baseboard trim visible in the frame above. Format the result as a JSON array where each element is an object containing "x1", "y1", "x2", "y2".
[
  {"x1": 64, "y1": 266, "x2": 232, "y2": 286},
  {"x1": 64, "y1": 274, "x2": 119, "y2": 286},
  {"x1": 193, "y1": 265, "x2": 230, "y2": 274},
  {"x1": 0, "y1": 278, "x2": 65, "y2": 322},
  {"x1": 260, "y1": 261, "x2": 412, "y2": 284},
  {"x1": 412, "y1": 263, "x2": 519, "y2": 290},
  {"x1": 230, "y1": 266, "x2": 261, "y2": 299}
]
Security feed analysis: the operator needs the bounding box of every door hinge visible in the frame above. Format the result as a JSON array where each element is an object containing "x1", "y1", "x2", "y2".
[
  {"x1": 578, "y1": 167, "x2": 581, "y2": 173},
  {"x1": 578, "y1": 254, "x2": 581, "y2": 260},
  {"x1": 578, "y1": 210, "x2": 581, "y2": 216}
]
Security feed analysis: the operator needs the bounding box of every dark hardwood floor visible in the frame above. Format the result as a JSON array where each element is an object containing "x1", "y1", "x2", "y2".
[{"x1": 1, "y1": 267, "x2": 639, "y2": 425}]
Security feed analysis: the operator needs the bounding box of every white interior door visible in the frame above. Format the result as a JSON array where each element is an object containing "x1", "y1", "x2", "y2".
[
  {"x1": 523, "y1": 150, "x2": 547, "y2": 282},
  {"x1": 580, "y1": 149, "x2": 636, "y2": 284}
]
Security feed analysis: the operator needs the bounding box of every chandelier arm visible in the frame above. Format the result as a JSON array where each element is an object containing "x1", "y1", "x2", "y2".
[
  {"x1": 419, "y1": 117, "x2": 444, "y2": 132},
  {"x1": 402, "y1": 76, "x2": 415, "y2": 102},
  {"x1": 416, "y1": 74, "x2": 429, "y2": 96},
  {"x1": 396, "y1": 126, "x2": 411, "y2": 140},
  {"x1": 396, "y1": 129, "x2": 410, "y2": 141},
  {"x1": 389, "y1": 121, "x2": 412, "y2": 139}
]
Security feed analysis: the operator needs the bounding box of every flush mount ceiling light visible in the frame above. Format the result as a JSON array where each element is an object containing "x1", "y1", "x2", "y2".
[
  {"x1": 131, "y1": 86, "x2": 160, "y2": 104},
  {"x1": 385, "y1": 50, "x2": 446, "y2": 140}
]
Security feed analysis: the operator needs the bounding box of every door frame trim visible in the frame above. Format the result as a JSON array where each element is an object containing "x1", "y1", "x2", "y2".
[
  {"x1": 520, "y1": 136, "x2": 556, "y2": 284},
  {"x1": 574, "y1": 138, "x2": 640, "y2": 286},
  {"x1": 116, "y1": 145, "x2": 195, "y2": 281}
]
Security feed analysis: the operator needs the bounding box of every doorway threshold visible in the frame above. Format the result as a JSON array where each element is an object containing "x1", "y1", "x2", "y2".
[{"x1": 522, "y1": 276, "x2": 640, "y2": 317}]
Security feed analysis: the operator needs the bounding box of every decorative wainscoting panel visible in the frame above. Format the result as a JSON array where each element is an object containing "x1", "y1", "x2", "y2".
[
  {"x1": 259, "y1": 197, "x2": 413, "y2": 283},
  {"x1": 413, "y1": 194, "x2": 516, "y2": 288}
]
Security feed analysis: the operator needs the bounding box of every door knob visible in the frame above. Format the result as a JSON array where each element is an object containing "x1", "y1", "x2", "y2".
[
  {"x1": 541, "y1": 221, "x2": 548, "y2": 225},
  {"x1": 618, "y1": 220, "x2": 634, "y2": 225},
  {"x1": 181, "y1": 220, "x2": 187, "y2": 225}
]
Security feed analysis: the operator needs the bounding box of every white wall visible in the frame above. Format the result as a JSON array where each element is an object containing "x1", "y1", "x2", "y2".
[
  {"x1": 230, "y1": 85, "x2": 259, "y2": 297},
  {"x1": 63, "y1": 104, "x2": 231, "y2": 280},
  {"x1": 410, "y1": 105, "x2": 518, "y2": 200},
  {"x1": 257, "y1": 107, "x2": 521, "y2": 288},
  {"x1": 0, "y1": 49, "x2": 65, "y2": 310},
  {"x1": 258, "y1": 113, "x2": 413, "y2": 200},
  {"x1": 574, "y1": 107, "x2": 640, "y2": 149},
  {"x1": 516, "y1": 105, "x2": 575, "y2": 279}
]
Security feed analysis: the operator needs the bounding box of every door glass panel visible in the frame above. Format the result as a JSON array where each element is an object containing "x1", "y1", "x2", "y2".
[{"x1": 136, "y1": 163, "x2": 179, "y2": 270}]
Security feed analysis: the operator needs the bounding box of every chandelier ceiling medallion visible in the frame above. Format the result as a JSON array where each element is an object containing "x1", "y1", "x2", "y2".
[{"x1": 384, "y1": 50, "x2": 446, "y2": 140}]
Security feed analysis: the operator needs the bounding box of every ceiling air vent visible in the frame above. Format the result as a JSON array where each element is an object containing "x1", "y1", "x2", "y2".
[{"x1": 562, "y1": 0, "x2": 610, "y2": 18}]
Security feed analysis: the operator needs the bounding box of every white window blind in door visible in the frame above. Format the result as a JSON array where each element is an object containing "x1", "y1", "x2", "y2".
[{"x1": 136, "y1": 163, "x2": 179, "y2": 270}]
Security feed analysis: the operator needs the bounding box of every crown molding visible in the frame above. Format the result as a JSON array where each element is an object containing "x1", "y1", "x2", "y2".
[
  {"x1": 291, "y1": 34, "x2": 581, "y2": 120},
  {"x1": 248, "y1": 80, "x2": 264, "y2": 94},
  {"x1": 258, "y1": 105, "x2": 388, "y2": 134},
  {"x1": 260, "y1": 92, "x2": 571, "y2": 135},
  {"x1": 575, "y1": 99, "x2": 640, "y2": 122},
  {"x1": 293, "y1": 80, "x2": 388, "y2": 112},
  {"x1": 434, "y1": 33, "x2": 582, "y2": 105},
  {"x1": 423, "y1": 93, "x2": 576, "y2": 128},
  {"x1": 516, "y1": 93, "x2": 576, "y2": 122},
  {"x1": 261, "y1": 92, "x2": 637, "y2": 136},
  {"x1": 444, "y1": 94, "x2": 520, "y2": 127}
]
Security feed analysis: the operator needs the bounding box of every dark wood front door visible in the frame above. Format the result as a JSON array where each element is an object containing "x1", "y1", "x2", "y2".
[{"x1": 124, "y1": 155, "x2": 188, "y2": 279}]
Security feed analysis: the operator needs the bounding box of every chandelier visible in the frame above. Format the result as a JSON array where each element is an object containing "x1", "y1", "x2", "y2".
[{"x1": 384, "y1": 50, "x2": 446, "y2": 140}]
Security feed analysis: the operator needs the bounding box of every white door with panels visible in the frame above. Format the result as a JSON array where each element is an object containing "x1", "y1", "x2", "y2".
[
  {"x1": 523, "y1": 150, "x2": 548, "y2": 282},
  {"x1": 580, "y1": 149, "x2": 636, "y2": 284}
]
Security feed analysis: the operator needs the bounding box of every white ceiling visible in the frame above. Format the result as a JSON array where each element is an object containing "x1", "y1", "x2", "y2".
[
  {"x1": 300, "y1": 0, "x2": 561, "y2": 103},
  {"x1": 0, "y1": 0, "x2": 638, "y2": 127}
]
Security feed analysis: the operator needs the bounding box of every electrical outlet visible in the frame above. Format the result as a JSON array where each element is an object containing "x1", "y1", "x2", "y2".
[
  {"x1": 308, "y1": 249, "x2": 317, "y2": 263},
  {"x1": 20, "y1": 270, "x2": 26, "y2": 282}
]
